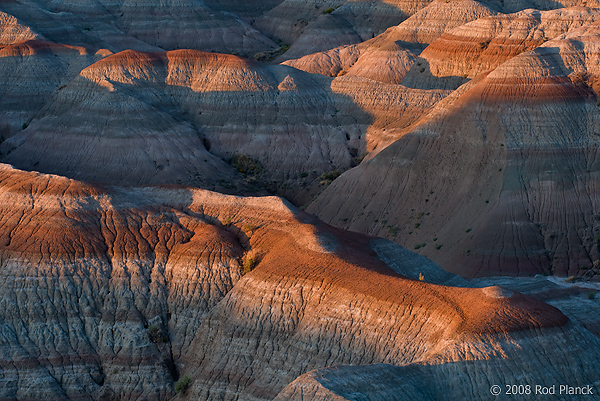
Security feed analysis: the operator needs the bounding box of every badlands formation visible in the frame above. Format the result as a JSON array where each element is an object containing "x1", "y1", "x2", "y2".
[{"x1": 0, "y1": 0, "x2": 599, "y2": 400}]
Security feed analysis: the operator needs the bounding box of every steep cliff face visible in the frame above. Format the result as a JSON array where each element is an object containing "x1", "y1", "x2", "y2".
[
  {"x1": 309, "y1": 18, "x2": 600, "y2": 278},
  {"x1": 0, "y1": 164, "x2": 573, "y2": 400}
]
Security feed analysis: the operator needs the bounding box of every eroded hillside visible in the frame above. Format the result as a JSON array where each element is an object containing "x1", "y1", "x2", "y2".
[
  {"x1": 0, "y1": 163, "x2": 590, "y2": 401},
  {"x1": 0, "y1": 0, "x2": 600, "y2": 400}
]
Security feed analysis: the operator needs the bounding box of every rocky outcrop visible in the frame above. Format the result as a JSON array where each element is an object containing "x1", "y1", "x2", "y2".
[{"x1": 282, "y1": 1, "x2": 600, "y2": 87}]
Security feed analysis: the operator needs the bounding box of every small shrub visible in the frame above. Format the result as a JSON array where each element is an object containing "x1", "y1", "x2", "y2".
[
  {"x1": 435, "y1": 244, "x2": 443, "y2": 250},
  {"x1": 386, "y1": 225, "x2": 398, "y2": 237},
  {"x1": 222, "y1": 216, "x2": 233, "y2": 227},
  {"x1": 418, "y1": 272, "x2": 425, "y2": 281},
  {"x1": 414, "y1": 243, "x2": 426, "y2": 250},
  {"x1": 566, "y1": 276, "x2": 577, "y2": 283},
  {"x1": 175, "y1": 374, "x2": 192, "y2": 394},
  {"x1": 320, "y1": 171, "x2": 341, "y2": 181},
  {"x1": 465, "y1": 228, "x2": 472, "y2": 233},
  {"x1": 242, "y1": 223, "x2": 259, "y2": 235},
  {"x1": 242, "y1": 249, "x2": 261, "y2": 275},
  {"x1": 319, "y1": 171, "x2": 341, "y2": 186},
  {"x1": 322, "y1": 8, "x2": 334, "y2": 14},
  {"x1": 148, "y1": 325, "x2": 168, "y2": 343},
  {"x1": 571, "y1": 71, "x2": 588, "y2": 84},
  {"x1": 230, "y1": 154, "x2": 262, "y2": 176},
  {"x1": 587, "y1": 292, "x2": 596, "y2": 300}
]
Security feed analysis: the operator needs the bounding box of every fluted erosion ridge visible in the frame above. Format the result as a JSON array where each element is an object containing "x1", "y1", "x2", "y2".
[{"x1": 0, "y1": 163, "x2": 578, "y2": 400}]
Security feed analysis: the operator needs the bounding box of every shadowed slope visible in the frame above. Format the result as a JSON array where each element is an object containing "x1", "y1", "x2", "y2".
[
  {"x1": 254, "y1": 0, "x2": 433, "y2": 62},
  {"x1": 276, "y1": 323, "x2": 600, "y2": 401},
  {"x1": 309, "y1": 22, "x2": 600, "y2": 278},
  {"x1": 0, "y1": 0, "x2": 278, "y2": 55},
  {"x1": 282, "y1": 0, "x2": 499, "y2": 82},
  {"x1": 0, "y1": 40, "x2": 100, "y2": 137},
  {"x1": 0, "y1": 48, "x2": 372, "y2": 201}
]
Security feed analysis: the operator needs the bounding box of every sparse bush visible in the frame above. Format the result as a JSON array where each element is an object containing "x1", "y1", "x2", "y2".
[
  {"x1": 418, "y1": 272, "x2": 425, "y2": 281},
  {"x1": 414, "y1": 243, "x2": 426, "y2": 250},
  {"x1": 566, "y1": 276, "x2": 577, "y2": 283},
  {"x1": 242, "y1": 249, "x2": 261, "y2": 275},
  {"x1": 587, "y1": 292, "x2": 596, "y2": 300},
  {"x1": 352, "y1": 155, "x2": 365, "y2": 166},
  {"x1": 253, "y1": 43, "x2": 290, "y2": 62},
  {"x1": 230, "y1": 154, "x2": 262, "y2": 176},
  {"x1": 386, "y1": 225, "x2": 398, "y2": 237},
  {"x1": 148, "y1": 325, "x2": 168, "y2": 343},
  {"x1": 322, "y1": 8, "x2": 334, "y2": 14},
  {"x1": 175, "y1": 374, "x2": 192, "y2": 394},
  {"x1": 571, "y1": 71, "x2": 588, "y2": 84},
  {"x1": 320, "y1": 171, "x2": 341, "y2": 186},
  {"x1": 242, "y1": 223, "x2": 259, "y2": 235}
]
